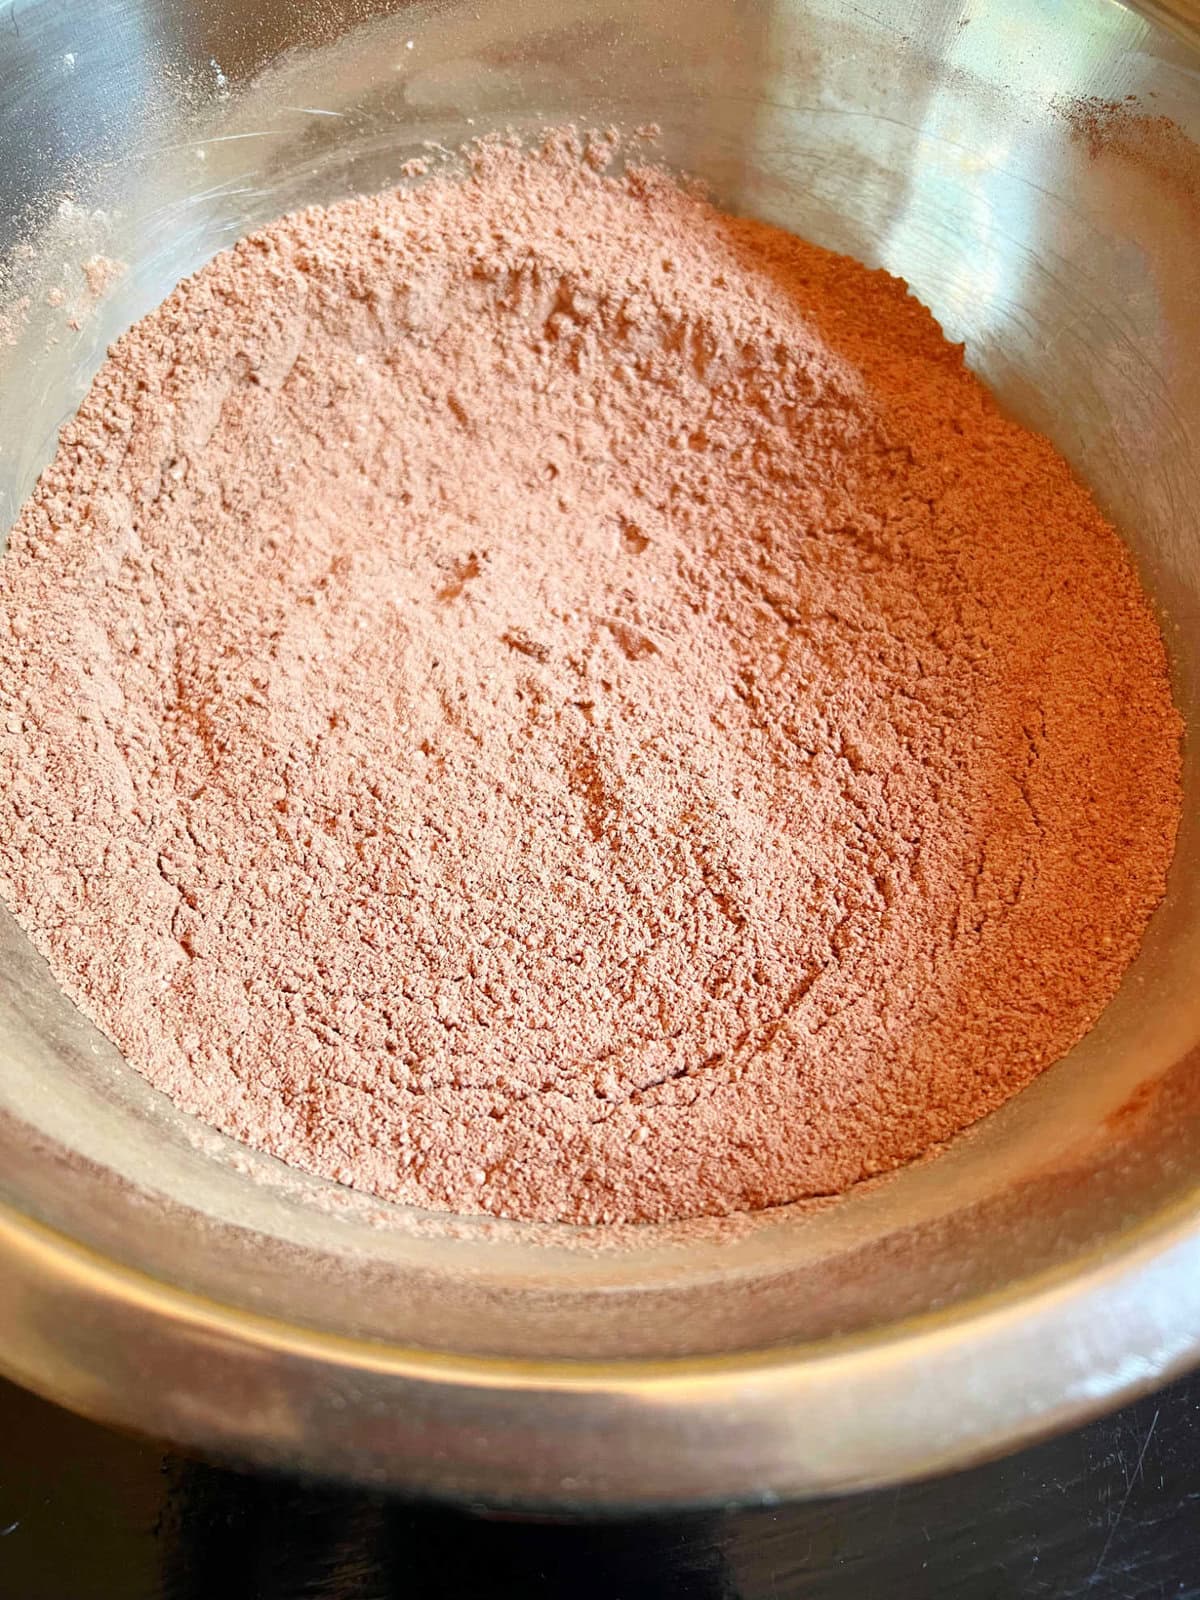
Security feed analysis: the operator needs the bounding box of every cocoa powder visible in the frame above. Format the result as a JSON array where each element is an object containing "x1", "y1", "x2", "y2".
[{"x1": 0, "y1": 134, "x2": 1182, "y2": 1224}]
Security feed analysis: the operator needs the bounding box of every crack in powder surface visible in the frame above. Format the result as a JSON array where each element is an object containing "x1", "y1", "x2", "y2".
[{"x1": 0, "y1": 134, "x2": 1182, "y2": 1224}]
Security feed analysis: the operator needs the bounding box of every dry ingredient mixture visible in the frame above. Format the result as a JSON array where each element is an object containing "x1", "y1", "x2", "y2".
[{"x1": 0, "y1": 133, "x2": 1182, "y2": 1225}]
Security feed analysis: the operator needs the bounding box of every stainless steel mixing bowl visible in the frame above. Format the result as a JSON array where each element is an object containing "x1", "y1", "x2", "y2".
[{"x1": 1, "y1": 0, "x2": 1199, "y2": 1509}]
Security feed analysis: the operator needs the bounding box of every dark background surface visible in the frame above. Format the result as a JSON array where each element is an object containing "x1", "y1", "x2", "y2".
[{"x1": 1, "y1": 1370, "x2": 1199, "y2": 1599}]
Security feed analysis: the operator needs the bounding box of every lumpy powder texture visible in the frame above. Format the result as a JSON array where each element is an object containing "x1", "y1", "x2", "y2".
[{"x1": 0, "y1": 136, "x2": 1182, "y2": 1224}]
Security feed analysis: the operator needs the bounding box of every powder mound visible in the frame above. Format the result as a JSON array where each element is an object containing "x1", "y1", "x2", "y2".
[{"x1": 0, "y1": 134, "x2": 1182, "y2": 1224}]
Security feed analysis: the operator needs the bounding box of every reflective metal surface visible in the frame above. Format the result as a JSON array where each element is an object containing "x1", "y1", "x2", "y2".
[{"x1": 0, "y1": 0, "x2": 1199, "y2": 1507}]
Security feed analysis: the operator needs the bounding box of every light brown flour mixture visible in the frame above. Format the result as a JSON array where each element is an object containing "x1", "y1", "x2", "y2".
[{"x1": 0, "y1": 134, "x2": 1182, "y2": 1224}]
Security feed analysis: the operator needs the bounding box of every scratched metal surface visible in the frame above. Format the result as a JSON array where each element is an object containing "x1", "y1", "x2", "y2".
[{"x1": 0, "y1": 1373, "x2": 1197, "y2": 1598}]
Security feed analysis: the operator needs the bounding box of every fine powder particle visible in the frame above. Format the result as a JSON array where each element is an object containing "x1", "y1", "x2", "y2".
[{"x1": 0, "y1": 134, "x2": 1183, "y2": 1225}]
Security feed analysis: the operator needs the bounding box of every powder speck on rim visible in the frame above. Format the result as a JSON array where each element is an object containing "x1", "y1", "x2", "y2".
[{"x1": 0, "y1": 131, "x2": 1182, "y2": 1225}]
